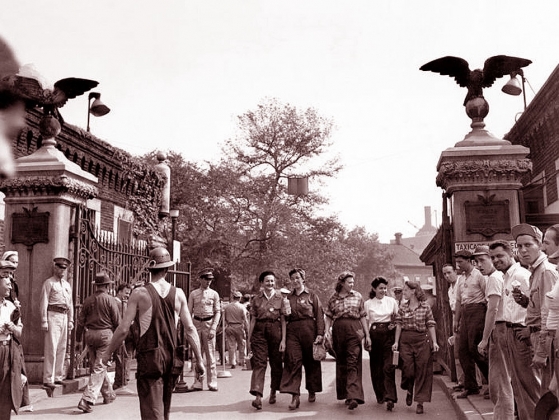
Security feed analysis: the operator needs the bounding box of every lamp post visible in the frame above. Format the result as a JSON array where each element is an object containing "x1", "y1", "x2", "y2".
[
  {"x1": 170, "y1": 209, "x2": 179, "y2": 262},
  {"x1": 87, "y1": 92, "x2": 110, "y2": 132},
  {"x1": 502, "y1": 69, "x2": 527, "y2": 111}
]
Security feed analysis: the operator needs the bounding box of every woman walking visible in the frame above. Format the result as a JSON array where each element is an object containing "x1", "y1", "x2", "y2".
[
  {"x1": 247, "y1": 271, "x2": 286, "y2": 410},
  {"x1": 324, "y1": 271, "x2": 371, "y2": 410},
  {"x1": 392, "y1": 281, "x2": 439, "y2": 415},
  {"x1": 365, "y1": 276, "x2": 399, "y2": 411},
  {"x1": 280, "y1": 268, "x2": 325, "y2": 410}
]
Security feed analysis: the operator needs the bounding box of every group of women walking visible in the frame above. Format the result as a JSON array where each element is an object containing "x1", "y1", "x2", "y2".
[{"x1": 247, "y1": 268, "x2": 439, "y2": 415}]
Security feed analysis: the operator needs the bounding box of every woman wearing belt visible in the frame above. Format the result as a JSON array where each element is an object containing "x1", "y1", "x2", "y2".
[
  {"x1": 247, "y1": 270, "x2": 286, "y2": 410},
  {"x1": 392, "y1": 280, "x2": 439, "y2": 415},
  {"x1": 324, "y1": 271, "x2": 371, "y2": 410},
  {"x1": 365, "y1": 276, "x2": 399, "y2": 411},
  {"x1": 280, "y1": 268, "x2": 325, "y2": 410}
]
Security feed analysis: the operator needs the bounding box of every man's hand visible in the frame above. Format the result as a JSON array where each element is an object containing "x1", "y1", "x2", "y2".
[
  {"x1": 477, "y1": 339, "x2": 488, "y2": 357},
  {"x1": 512, "y1": 289, "x2": 530, "y2": 308},
  {"x1": 453, "y1": 321, "x2": 460, "y2": 334},
  {"x1": 195, "y1": 361, "x2": 206, "y2": 377},
  {"x1": 41, "y1": 322, "x2": 48, "y2": 332},
  {"x1": 314, "y1": 335, "x2": 323, "y2": 345},
  {"x1": 68, "y1": 320, "x2": 74, "y2": 331},
  {"x1": 514, "y1": 327, "x2": 531, "y2": 342},
  {"x1": 208, "y1": 330, "x2": 215, "y2": 340},
  {"x1": 533, "y1": 354, "x2": 547, "y2": 369}
]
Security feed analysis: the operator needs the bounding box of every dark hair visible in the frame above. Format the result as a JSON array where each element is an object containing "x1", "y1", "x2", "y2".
[
  {"x1": 404, "y1": 280, "x2": 426, "y2": 302},
  {"x1": 442, "y1": 263, "x2": 455, "y2": 270},
  {"x1": 288, "y1": 268, "x2": 305, "y2": 280},
  {"x1": 369, "y1": 276, "x2": 388, "y2": 299},
  {"x1": 489, "y1": 239, "x2": 513, "y2": 254},
  {"x1": 117, "y1": 283, "x2": 131, "y2": 293},
  {"x1": 547, "y1": 224, "x2": 559, "y2": 246},
  {"x1": 258, "y1": 270, "x2": 276, "y2": 283},
  {"x1": 335, "y1": 271, "x2": 355, "y2": 293}
]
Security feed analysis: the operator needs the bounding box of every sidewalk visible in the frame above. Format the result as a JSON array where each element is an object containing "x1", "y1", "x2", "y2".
[{"x1": 435, "y1": 374, "x2": 494, "y2": 420}]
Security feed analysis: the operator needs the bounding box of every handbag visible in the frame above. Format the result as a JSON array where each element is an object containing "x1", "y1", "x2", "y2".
[{"x1": 313, "y1": 342, "x2": 326, "y2": 361}]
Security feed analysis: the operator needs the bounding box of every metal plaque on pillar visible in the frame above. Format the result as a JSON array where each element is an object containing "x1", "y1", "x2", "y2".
[
  {"x1": 465, "y1": 194, "x2": 510, "y2": 238},
  {"x1": 11, "y1": 207, "x2": 49, "y2": 246}
]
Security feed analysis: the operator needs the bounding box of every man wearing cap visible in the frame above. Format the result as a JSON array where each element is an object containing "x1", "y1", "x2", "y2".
[
  {"x1": 0, "y1": 261, "x2": 24, "y2": 418},
  {"x1": 512, "y1": 224, "x2": 558, "y2": 393},
  {"x1": 102, "y1": 247, "x2": 205, "y2": 420},
  {"x1": 489, "y1": 239, "x2": 537, "y2": 420},
  {"x1": 443, "y1": 263, "x2": 464, "y2": 391},
  {"x1": 453, "y1": 249, "x2": 488, "y2": 399},
  {"x1": 543, "y1": 224, "x2": 559, "y2": 266},
  {"x1": 223, "y1": 291, "x2": 249, "y2": 369},
  {"x1": 40, "y1": 257, "x2": 74, "y2": 388},
  {"x1": 76, "y1": 272, "x2": 120, "y2": 413},
  {"x1": 188, "y1": 268, "x2": 221, "y2": 391}
]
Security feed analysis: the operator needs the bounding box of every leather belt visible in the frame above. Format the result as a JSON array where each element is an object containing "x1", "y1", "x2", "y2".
[
  {"x1": 193, "y1": 315, "x2": 213, "y2": 322},
  {"x1": 371, "y1": 322, "x2": 391, "y2": 330},
  {"x1": 505, "y1": 322, "x2": 524, "y2": 328},
  {"x1": 0, "y1": 340, "x2": 10, "y2": 346},
  {"x1": 48, "y1": 305, "x2": 68, "y2": 314}
]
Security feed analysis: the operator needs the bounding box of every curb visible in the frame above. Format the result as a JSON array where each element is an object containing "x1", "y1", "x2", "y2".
[{"x1": 434, "y1": 375, "x2": 492, "y2": 420}]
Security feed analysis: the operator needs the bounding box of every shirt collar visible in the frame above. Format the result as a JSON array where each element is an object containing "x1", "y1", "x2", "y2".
[{"x1": 529, "y1": 253, "x2": 547, "y2": 272}]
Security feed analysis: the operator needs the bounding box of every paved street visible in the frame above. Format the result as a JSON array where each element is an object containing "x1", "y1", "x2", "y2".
[{"x1": 20, "y1": 353, "x2": 458, "y2": 419}]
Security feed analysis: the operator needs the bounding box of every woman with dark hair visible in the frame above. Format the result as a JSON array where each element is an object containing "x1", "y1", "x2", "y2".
[
  {"x1": 280, "y1": 268, "x2": 325, "y2": 410},
  {"x1": 392, "y1": 281, "x2": 439, "y2": 415},
  {"x1": 247, "y1": 270, "x2": 286, "y2": 410},
  {"x1": 324, "y1": 271, "x2": 371, "y2": 410},
  {"x1": 365, "y1": 276, "x2": 399, "y2": 411}
]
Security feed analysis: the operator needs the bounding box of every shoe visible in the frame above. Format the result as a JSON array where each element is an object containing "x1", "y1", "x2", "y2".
[
  {"x1": 347, "y1": 399, "x2": 358, "y2": 410},
  {"x1": 289, "y1": 395, "x2": 300, "y2": 410},
  {"x1": 103, "y1": 393, "x2": 116, "y2": 404},
  {"x1": 43, "y1": 382, "x2": 56, "y2": 388},
  {"x1": 78, "y1": 398, "x2": 93, "y2": 413},
  {"x1": 308, "y1": 392, "x2": 316, "y2": 403},
  {"x1": 230, "y1": 364, "x2": 236, "y2": 369},
  {"x1": 345, "y1": 399, "x2": 351, "y2": 405},
  {"x1": 208, "y1": 385, "x2": 218, "y2": 392},
  {"x1": 386, "y1": 400, "x2": 394, "y2": 411},
  {"x1": 54, "y1": 380, "x2": 64, "y2": 385},
  {"x1": 406, "y1": 391, "x2": 413, "y2": 406},
  {"x1": 456, "y1": 389, "x2": 479, "y2": 399},
  {"x1": 188, "y1": 380, "x2": 203, "y2": 392},
  {"x1": 416, "y1": 403, "x2": 424, "y2": 414},
  {"x1": 484, "y1": 389, "x2": 490, "y2": 400},
  {"x1": 377, "y1": 397, "x2": 384, "y2": 404},
  {"x1": 452, "y1": 384, "x2": 464, "y2": 392},
  {"x1": 19, "y1": 405, "x2": 33, "y2": 412},
  {"x1": 252, "y1": 397, "x2": 262, "y2": 410},
  {"x1": 269, "y1": 391, "x2": 276, "y2": 404}
]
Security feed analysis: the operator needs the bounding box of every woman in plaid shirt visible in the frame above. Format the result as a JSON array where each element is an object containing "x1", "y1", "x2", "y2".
[
  {"x1": 392, "y1": 281, "x2": 439, "y2": 415},
  {"x1": 324, "y1": 271, "x2": 371, "y2": 411}
]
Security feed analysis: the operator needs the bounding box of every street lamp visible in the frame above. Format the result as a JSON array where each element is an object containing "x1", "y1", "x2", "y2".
[
  {"x1": 502, "y1": 69, "x2": 527, "y2": 111},
  {"x1": 87, "y1": 92, "x2": 110, "y2": 132},
  {"x1": 170, "y1": 209, "x2": 179, "y2": 261}
]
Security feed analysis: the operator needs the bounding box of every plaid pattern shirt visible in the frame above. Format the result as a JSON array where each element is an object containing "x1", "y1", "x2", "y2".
[
  {"x1": 394, "y1": 300, "x2": 436, "y2": 332},
  {"x1": 325, "y1": 290, "x2": 366, "y2": 320}
]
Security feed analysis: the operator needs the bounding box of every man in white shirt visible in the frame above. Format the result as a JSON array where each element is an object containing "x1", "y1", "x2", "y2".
[
  {"x1": 443, "y1": 263, "x2": 463, "y2": 390},
  {"x1": 489, "y1": 239, "x2": 537, "y2": 420}
]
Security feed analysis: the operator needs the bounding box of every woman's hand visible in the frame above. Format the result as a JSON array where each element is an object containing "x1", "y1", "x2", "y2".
[
  {"x1": 364, "y1": 336, "x2": 371, "y2": 352},
  {"x1": 432, "y1": 342, "x2": 439, "y2": 352},
  {"x1": 392, "y1": 342, "x2": 398, "y2": 351},
  {"x1": 279, "y1": 339, "x2": 286, "y2": 352},
  {"x1": 314, "y1": 335, "x2": 323, "y2": 345}
]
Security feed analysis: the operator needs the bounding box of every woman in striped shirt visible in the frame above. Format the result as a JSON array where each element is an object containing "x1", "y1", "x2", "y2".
[{"x1": 392, "y1": 281, "x2": 439, "y2": 415}]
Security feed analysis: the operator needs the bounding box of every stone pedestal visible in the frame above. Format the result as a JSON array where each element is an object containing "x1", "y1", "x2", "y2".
[
  {"x1": 437, "y1": 118, "x2": 531, "y2": 250},
  {"x1": 0, "y1": 127, "x2": 97, "y2": 383}
]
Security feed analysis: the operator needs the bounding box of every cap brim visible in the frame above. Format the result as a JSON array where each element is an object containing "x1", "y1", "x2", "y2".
[{"x1": 150, "y1": 260, "x2": 175, "y2": 269}]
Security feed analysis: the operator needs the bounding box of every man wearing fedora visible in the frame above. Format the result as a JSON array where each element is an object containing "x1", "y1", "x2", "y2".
[
  {"x1": 40, "y1": 257, "x2": 74, "y2": 388},
  {"x1": 102, "y1": 247, "x2": 205, "y2": 420},
  {"x1": 188, "y1": 268, "x2": 221, "y2": 391},
  {"x1": 76, "y1": 272, "x2": 120, "y2": 413}
]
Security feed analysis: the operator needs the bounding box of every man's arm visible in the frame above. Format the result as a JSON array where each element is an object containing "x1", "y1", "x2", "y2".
[
  {"x1": 101, "y1": 288, "x2": 143, "y2": 365},
  {"x1": 478, "y1": 295, "x2": 500, "y2": 355},
  {"x1": 177, "y1": 288, "x2": 204, "y2": 363},
  {"x1": 40, "y1": 280, "x2": 50, "y2": 331}
]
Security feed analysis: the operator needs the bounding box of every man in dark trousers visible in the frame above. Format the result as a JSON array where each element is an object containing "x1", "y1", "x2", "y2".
[
  {"x1": 102, "y1": 247, "x2": 205, "y2": 420},
  {"x1": 77, "y1": 272, "x2": 121, "y2": 413}
]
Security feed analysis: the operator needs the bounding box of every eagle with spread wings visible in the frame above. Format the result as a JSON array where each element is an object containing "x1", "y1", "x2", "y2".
[
  {"x1": 2, "y1": 69, "x2": 98, "y2": 125},
  {"x1": 420, "y1": 55, "x2": 532, "y2": 106}
]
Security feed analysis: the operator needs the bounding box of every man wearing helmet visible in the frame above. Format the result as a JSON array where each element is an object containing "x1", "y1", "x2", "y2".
[{"x1": 102, "y1": 247, "x2": 205, "y2": 420}]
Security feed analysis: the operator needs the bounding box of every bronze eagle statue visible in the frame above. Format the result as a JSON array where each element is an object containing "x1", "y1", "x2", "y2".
[
  {"x1": 2, "y1": 68, "x2": 98, "y2": 125},
  {"x1": 420, "y1": 55, "x2": 532, "y2": 106}
]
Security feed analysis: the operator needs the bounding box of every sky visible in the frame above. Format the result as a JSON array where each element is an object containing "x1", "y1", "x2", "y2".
[{"x1": 1, "y1": 1, "x2": 558, "y2": 243}]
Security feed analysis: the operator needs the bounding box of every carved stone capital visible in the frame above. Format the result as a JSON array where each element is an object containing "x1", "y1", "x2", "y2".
[
  {"x1": 0, "y1": 175, "x2": 98, "y2": 200},
  {"x1": 437, "y1": 157, "x2": 532, "y2": 192}
]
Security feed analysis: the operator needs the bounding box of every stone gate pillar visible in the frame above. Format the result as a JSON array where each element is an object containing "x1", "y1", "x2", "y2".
[
  {"x1": 436, "y1": 98, "x2": 531, "y2": 251},
  {"x1": 0, "y1": 115, "x2": 98, "y2": 382}
]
